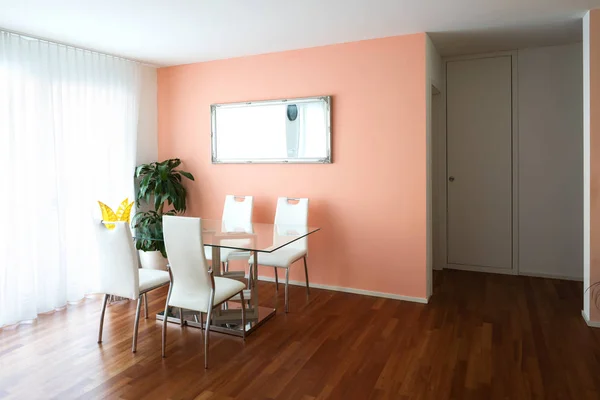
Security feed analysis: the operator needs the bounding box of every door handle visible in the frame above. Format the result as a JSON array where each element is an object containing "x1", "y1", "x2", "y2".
[{"x1": 449, "y1": 176, "x2": 455, "y2": 182}]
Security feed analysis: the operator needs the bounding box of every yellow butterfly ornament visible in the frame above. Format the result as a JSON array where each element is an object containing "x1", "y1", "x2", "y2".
[{"x1": 98, "y1": 198, "x2": 134, "y2": 229}]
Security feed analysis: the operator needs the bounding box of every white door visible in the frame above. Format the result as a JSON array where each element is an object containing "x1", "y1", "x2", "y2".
[{"x1": 446, "y1": 56, "x2": 513, "y2": 271}]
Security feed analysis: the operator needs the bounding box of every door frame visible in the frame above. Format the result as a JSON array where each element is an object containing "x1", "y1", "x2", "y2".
[{"x1": 436, "y1": 50, "x2": 520, "y2": 275}]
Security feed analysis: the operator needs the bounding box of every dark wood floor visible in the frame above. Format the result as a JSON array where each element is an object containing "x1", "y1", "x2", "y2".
[{"x1": 1, "y1": 270, "x2": 600, "y2": 399}]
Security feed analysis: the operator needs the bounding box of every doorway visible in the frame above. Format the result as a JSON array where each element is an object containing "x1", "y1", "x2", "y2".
[{"x1": 437, "y1": 52, "x2": 519, "y2": 275}]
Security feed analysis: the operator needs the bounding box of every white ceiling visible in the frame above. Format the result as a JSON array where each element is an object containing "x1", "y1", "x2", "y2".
[{"x1": 0, "y1": 0, "x2": 597, "y2": 66}]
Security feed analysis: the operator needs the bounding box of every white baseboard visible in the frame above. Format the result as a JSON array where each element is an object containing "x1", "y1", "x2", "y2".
[
  {"x1": 445, "y1": 264, "x2": 517, "y2": 276},
  {"x1": 444, "y1": 266, "x2": 583, "y2": 282},
  {"x1": 257, "y1": 276, "x2": 428, "y2": 304},
  {"x1": 518, "y1": 271, "x2": 583, "y2": 282},
  {"x1": 582, "y1": 310, "x2": 600, "y2": 328}
]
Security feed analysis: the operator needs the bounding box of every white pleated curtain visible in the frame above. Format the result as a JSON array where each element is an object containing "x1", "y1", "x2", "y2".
[{"x1": 0, "y1": 31, "x2": 141, "y2": 328}]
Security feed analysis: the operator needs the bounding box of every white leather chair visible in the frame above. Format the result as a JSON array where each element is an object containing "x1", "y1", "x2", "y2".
[
  {"x1": 95, "y1": 221, "x2": 170, "y2": 352},
  {"x1": 249, "y1": 197, "x2": 310, "y2": 313},
  {"x1": 205, "y1": 195, "x2": 253, "y2": 273},
  {"x1": 162, "y1": 215, "x2": 247, "y2": 368}
]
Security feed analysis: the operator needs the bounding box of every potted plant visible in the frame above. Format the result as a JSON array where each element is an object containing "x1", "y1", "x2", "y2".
[{"x1": 132, "y1": 158, "x2": 194, "y2": 269}]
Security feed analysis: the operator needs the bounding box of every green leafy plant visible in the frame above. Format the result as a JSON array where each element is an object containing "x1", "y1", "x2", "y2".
[{"x1": 132, "y1": 158, "x2": 194, "y2": 257}]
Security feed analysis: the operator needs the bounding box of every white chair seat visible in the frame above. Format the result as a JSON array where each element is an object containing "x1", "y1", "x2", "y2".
[
  {"x1": 168, "y1": 276, "x2": 246, "y2": 313},
  {"x1": 139, "y1": 268, "x2": 170, "y2": 293},
  {"x1": 249, "y1": 247, "x2": 307, "y2": 268}
]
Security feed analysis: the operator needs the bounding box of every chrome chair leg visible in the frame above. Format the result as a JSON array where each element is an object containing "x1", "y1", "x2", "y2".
[
  {"x1": 240, "y1": 290, "x2": 246, "y2": 341},
  {"x1": 274, "y1": 267, "x2": 279, "y2": 292},
  {"x1": 303, "y1": 256, "x2": 310, "y2": 295},
  {"x1": 205, "y1": 296, "x2": 214, "y2": 369},
  {"x1": 143, "y1": 293, "x2": 149, "y2": 319},
  {"x1": 179, "y1": 308, "x2": 184, "y2": 326},
  {"x1": 162, "y1": 284, "x2": 173, "y2": 358},
  {"x1": 98, "y1": 294, "x2": 109, "y2": 343},
  {"x1": 247, "y1": 264, "x2": 253, "y2": 289},
  {"x1": 223, "y1": 261, "x2": 227, "y2": 272},
  {"x1": 132, "y1": 295, "x2": 143, "y2": 353},
  {"x1": 285, "y1": 268, "x2": 290, "y2": 313}
]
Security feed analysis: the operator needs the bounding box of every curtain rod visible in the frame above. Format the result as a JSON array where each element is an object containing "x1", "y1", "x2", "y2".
[{"x1": 0, "y1": 27, "x2": 160, "y2": 68}]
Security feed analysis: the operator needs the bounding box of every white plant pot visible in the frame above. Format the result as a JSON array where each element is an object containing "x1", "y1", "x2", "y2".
[{"x1": 139, "y1": 250, "x2": 168, "y2": 270}]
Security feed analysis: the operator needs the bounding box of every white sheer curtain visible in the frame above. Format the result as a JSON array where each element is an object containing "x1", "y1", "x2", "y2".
[{"x1": 0, "y1": 31, "x2": 141, "y2": 328}]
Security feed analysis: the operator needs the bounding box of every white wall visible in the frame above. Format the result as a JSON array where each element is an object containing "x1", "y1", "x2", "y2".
[
  {"x1": 518, "y1": 43, "x2": 583, "y2": 280},
  {"x1": 136, "y1": 65, "x2": 158, "y2": 164},
  {"x1": 426, "y1": 34, "x2": 444, "y2": 298}
]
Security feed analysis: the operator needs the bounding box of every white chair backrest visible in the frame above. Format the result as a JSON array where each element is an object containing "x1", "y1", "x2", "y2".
[
  {"x1": 275, "y1": 197, "x2": 309, "y2": 225},
  {"x1": 274, "y1": 197, "x2": 309, "y2": 250},
  {"x1": 163, "y1": 216, "x2": 212, "y2": 298},
  {"x1": 94, "y1": 221, "x2": 139, "y2": 299},
  {"x1": 222, "y1": 195, "x2": 253, "y2": 222}
]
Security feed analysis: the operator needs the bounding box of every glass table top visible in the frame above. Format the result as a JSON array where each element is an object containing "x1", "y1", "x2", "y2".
[{"x1": 134, "y1": 219, "x2": 320, "y2": 253}]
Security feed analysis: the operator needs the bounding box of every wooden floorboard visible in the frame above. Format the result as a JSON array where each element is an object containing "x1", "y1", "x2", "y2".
[{"x1": 1, "y1": 270, "x2": 600, "y2": 399}]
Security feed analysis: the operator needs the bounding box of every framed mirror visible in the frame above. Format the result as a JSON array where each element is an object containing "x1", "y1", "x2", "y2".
[{"x1": 211, "y1": 96, "x2": 331, "y2": 164}]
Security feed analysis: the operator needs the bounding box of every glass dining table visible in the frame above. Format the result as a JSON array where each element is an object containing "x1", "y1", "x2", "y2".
[{"x1": 135, "y1": 219, "x2": 320, "y2": 337}]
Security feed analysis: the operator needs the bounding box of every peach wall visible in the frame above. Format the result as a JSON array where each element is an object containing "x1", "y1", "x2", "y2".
[
  {"x1": 157, "y1": 34, "x2": 428, "y2": 299},
  {"x1": 586, "y1": 10, "x2": 600, "y2": 321}
]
